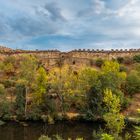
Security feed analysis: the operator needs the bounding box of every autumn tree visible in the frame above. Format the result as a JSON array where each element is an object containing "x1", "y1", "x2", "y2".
[
  {"x1": 34, "y1": 67, "x2": 48, "y2": 105},
  {"x1": 100, "y1": 61, "x2": 126, "y2": 92},
  {"x1": 18, "y1": 55, "x2": 38, "y2": 116},
  {"x1": 103, "y1": 89, "x2": 125, "y2": 135}
]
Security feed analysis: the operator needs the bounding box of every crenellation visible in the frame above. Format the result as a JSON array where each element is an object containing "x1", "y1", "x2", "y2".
[{"x1": 0, "y1": 47, "x2": 140, "y2": 67}]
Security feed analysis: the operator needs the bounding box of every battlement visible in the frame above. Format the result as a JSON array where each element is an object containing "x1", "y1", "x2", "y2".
[
  {"x1": 0, "y1": 46, "x2": 140, "y2": 67},
  {"x1": 71, "y1": 48, "x2": 140, "y2": 53},
  {"x1": 1, "y1": 47, "x2": 140, "y2": 54}
]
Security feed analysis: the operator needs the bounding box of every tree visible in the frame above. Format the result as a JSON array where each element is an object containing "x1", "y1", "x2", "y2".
[
  {"x1": 1, "y1": 56, "x2": 16, "y2": 77},
  {"x1": 15, "y1": 82, "x2": 26, "y2": 117},
  {"x1": 49, "y1": 65, "x2": 81, "y2": 113},
  {"x1": 0, "y1": 84, "x2": 5, "y2": 95},
  {"x1": 133, "y1": 55, "x2": 140, "y2": 63},
  {"x1": 95, "y1": 58, "x2": 104, "y2": 67},
  {"x1": 34, "y1": 67, "x2": 48, "y2": 105},
  {"x1": 117, "y1": 57, "x2": 124, "y2": 64},
  {"x1": 0, "y1": 83, "x2": 12, "y2": 119},
  {"x1": 103, "y1": 89, "x2": 120, "y2": 113},
  {"x1": 100, "y1": 61, "x2": 126, "y2": 92},
  {"x1": 125, "y1": 70, "x2": 140, "y2": 95},
  {"x1": 78, "y1": 67, "x2": 100, "y2": 93},
  {"x1": 103, "y1": 89, "x2": 125, "y2": 135},
  {"x1": 18, "y1": 55, "x2": 38, "y2": 116},
  {"x1": 86, "y1": 82, "x2": 103, "y2": 119}
]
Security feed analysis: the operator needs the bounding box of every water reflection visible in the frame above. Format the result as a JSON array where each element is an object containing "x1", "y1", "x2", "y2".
[{"x1": 0, "y1": 121, "x2": 101, "y2": 140}]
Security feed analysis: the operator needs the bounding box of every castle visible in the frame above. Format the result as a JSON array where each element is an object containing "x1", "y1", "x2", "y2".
[{"x1": 0, "y1": 46, "x2": 140, "y2": 67}]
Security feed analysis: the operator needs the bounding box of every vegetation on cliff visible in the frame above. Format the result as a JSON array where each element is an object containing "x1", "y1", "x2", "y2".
[{"x1": 0, "y1": 54, "x2": 140, "y2": 139}]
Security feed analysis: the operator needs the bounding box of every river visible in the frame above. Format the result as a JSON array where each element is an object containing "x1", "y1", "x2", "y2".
[{"x1": 0, "y1": 121, "x2": 103, "y2": 140}]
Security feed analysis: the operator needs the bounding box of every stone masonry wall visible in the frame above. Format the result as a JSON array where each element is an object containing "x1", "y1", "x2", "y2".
[{"x1": 0, "y1": 47, "x2": 140, "y2": 67}]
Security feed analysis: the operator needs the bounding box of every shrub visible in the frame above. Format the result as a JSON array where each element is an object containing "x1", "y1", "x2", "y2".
[
  {"x1": 0, "y1": 101, "x2": 12, "y2": 120},
  {"x1": 134, "y1": 126, "x2": 140, "y2": 140},
  {"x1": 95, "y1": 58, "x2": 104, "y2": 67},
  {"x1": 38, "y1": 135, "x2": 51, "y2": 140},
  {"x1": 119, "y1": 65, "x2": 128, "y2": 72},
  {"x1": 103, "y1": 89, "x2": 125, "y2": 134},
  {"x1": 133, "y1": 55, "x2": 140, "y2": 63},
  {"x1": 38, "y1": 135, "x2": 64, "y2": 140},
  {"x1": 0, "y1": 84, "x2": 5, "y2": 95},
  {"x1": 125, "y1": 71, "x2": 140, "y2": 95},
  {"x1": 121, "y1": 97, "x2": 131, "y2": 110},
  {"x1": 89, "y1": 59, "x2": 95, "y2": 66},
  {"x1": 124, "y1": 57, "x2": 133, "y2": 65},
  {"x1": 117, "y1": 57, "x2": 124, "y2": 64},
  {"x1": 15, "y1": 83, "x2": 26, "y2": 117},
  {"x1": 26, "y1": 104, "x2": 42, "y2": 120},
  {"x1": 101, "y1": 133, "x2": 114, "y2": 140},
  {"x1": 86, "y1": 83, "x2": 103, "y2": 119}
]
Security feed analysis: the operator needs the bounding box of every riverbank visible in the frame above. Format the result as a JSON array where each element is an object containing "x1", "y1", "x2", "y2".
[{"x1": 0, "y1": 112, "x2": 139, "y2": 128}]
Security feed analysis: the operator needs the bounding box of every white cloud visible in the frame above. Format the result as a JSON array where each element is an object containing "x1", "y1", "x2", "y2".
[{"x1": 0, "y1": 0, "x2": 140, "y2": 50}]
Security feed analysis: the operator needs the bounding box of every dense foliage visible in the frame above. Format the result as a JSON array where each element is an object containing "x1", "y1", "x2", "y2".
[{"x1": 0, "y1": 54, "x2": 140, "y2": 139}]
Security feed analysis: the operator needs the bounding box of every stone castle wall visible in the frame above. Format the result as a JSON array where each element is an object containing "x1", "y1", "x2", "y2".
[{"x1": 0, "y1": 47, "x2": 140, "y2": 67}]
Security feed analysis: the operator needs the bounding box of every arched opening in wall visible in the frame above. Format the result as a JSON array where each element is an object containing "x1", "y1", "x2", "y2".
[{"x1": 72, "y1": 60, "x2": 76, "y2": 65}]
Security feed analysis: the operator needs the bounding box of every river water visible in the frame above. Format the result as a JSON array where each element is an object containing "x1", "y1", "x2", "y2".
[{"x1": 0, "y1": 121, "x2": 102, "y2": 140}]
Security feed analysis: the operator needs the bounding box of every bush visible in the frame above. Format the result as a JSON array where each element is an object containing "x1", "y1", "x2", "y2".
[
  {"x1": 38, "y1": 135, "x2": 64, "y2": 140},
  {"x1": 124, "y1": 57, "x2": 133, "y2": 65},
  {"x1": 0, "y1": 101, "x2": 12, "y2": 120},
  {"x1": 121, "y1": 97, "x2": 131, "y2": 110},
  {"x1": 27, "y1": 104, "x2": 42, "y2": 120},
  {"x1": 86, "y1": 83, "x2": 103, "y2": 120},
  {"x1": 117, "y1": 57, "x2": 124, "y2": 64},
  {"x1": 89, "y1": 59, "x2": 95, "y2": 66},
  {"x1": 134, "y1": 126, "x2": 140, "y2": 140},
  {"x1": 125, "y1": 71, "x2": 140, "y2": 95},
  {"x1": 0, "y1": 84, "x2": 5, "y2": 95},
  {"x1": 95, "y1": 58, "x2": 104, "y2": 67},
  {"x1": 38, "y1": 135, "x2": 51, "y2": 140},
  {"x1": 119, "y1": 65, "x2": 128, "y2": 72},
  {"x1": 2, "y1": 80, "x2": 15, "y2": 88},
  {"x1": 101, "y1": 133, "x2": 114, "y2": 140},
  {"x1": 133, "y1": 55, "x2": 140, "y2": 63},
  {"x1": 15, "y1": 83, "x2": 26, "y2": 117}
]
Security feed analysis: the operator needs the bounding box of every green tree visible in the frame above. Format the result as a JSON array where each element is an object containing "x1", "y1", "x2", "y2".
[
  {"x1": 103, "y1": 89, "x2": 120, "y2": 113},
  {"x1": 133, "y1": 55, "x2": 140, "y2": 63},
  {"x1": 125, "y1": 70, "x2": 140, "y2": 95},
  {"x1": 1, "y1": 56, "x2": 16, "y2": 77},
  {"x1": 49, "y1": 65, "x2": 81, "y2": 113},
  {"x1": 117, "y1": 57, "x2": 124, "y2": 64},
  {"x1": 34, "y1": 67, "x2": 48, "y2": 105},
  {"x1": 18, "y1": 55, "x2": 38, "y2": 116},
  {"x1": 15, "y1": 82, "x2": 26, "y2": 117},
  {"x1": 86, "y1": 82, "x2": 103, "y2": 119},
  {"x1": 0, "y1": 84, "x2": 5, "y2": 95},
  {"x1": 0, "y1": 84, "x2": 12, "y2": 119},
  {"x1": 100, "y1": 61, "x2": 126, "y2": 92},
  {"x1": 103, "y1": 89, "x2": 125, "y2": 135},
  {"x1": 95, "y1": 58, "x2": 104, "y2": 67}
]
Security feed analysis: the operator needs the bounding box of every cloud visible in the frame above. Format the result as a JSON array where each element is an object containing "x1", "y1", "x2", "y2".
[
  {"x1": 44, "y1": 2, "x2": 66, "y2": 21},
  {"x1": 0, "y1": 0, "x2": 140, "y2": 50}
]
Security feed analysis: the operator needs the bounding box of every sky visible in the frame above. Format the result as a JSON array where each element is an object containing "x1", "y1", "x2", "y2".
[{"x1": 0, "y1": 0, "x2": 140, "y2": 51}]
